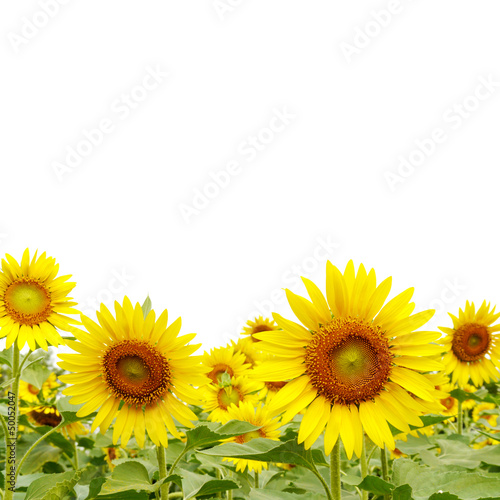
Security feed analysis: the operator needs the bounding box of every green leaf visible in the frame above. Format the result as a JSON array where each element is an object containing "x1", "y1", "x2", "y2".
[
  {"x1": 93, "y1": 493, "x2": 149, "y2": 500},
  {"x1": 358, "y1": 475, "x2": 394, "y2": 495},
  {"x1": 0, "y1": 378, "x2": 15, "y2": 389},
  {"x1": 21, "y1": 445, "x2": 61, "y2": 474},
  {"x1": 84, "y1": 477, "x2": 106, "y2": 499},
  {"x1": 393, "y1": 484, "x2": 413, "y2": 500},
  {"x1": 34, "y1": 426, "x2": 74, "y2": 457},
  {"x1": 141, "y1": 296, "x2": 152, "y2": 319},
  {"x1": 201, "y1": 438, "x2": 328, "y2": 470},
  {"x1": 249, "y1": 489, "x2": 326, "y2": 500},
  {"x1": 20, "y1": 363, "x2": 51, "y2": 391},
  {"x1": 99, "y1": 461, "x2": 179, "y2": 494},
  {"x1": 428, "y1": 494, "x2": 461, "y2": 500},
  {"x1": 392, "y1": 459, "x2": 500, "y2": 500},
  {"x1": 180, "y1": 468, "x2": 239, "y2": 499},
  {"x1": 436, "y1": 439, "x2": 500, "y2": 468},
  {"x1": 0, "y1": 348, "x2": 12, "y2": 368},
  {"x1": 450, "y1": 388, "x2": 485, "y2": 403},
  {"x1": 56, "y1": 396, "x2": 95, "y2": 425},
  {"x1": 25, "y1": 469, "x2": 81, "y2": 500},
  {"x1": 185, "y1": 420, "x2": 261, "y2": 450},
  {"x1": 41, "y1": 461, "x2": 65, "y2": 474}
]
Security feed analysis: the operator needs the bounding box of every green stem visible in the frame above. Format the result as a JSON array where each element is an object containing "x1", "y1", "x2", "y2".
[
  {"x1": 4, "y1": 345, "x2": 20, "y2": 500},
  {"x1": 73, "y1": 440, "x2": 79, "y2": 470},
  {"x1": 457, "y1": 399, "x2": 463, "y2": 435},
  {"x1": 330, "y1": 439, "x2": 341, "y2": 500},
  {"x1": 380, "y1": 446, "x2": 391, "y2": 500},
  {"x1": 360, "y1": 436, "x2": 368, "y2": 500},
  {"x1": 167, "y1": 493, "x2": 183, "y2": 499},
  {"x1": 310, "y1": 459, "x2": 333, "y2": 500},
  {"x1": 15, "y1": 426, "x2": 59, "y2": 481},
  {"x1": 254, "y1": 471, "x2": 259, "y2": 489},
  {"x1": 157, "y1": 445, "x2": 169, "y2": 500}
]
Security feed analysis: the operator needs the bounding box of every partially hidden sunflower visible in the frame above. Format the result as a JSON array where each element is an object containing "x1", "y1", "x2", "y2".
[
  {"x1": 0, "y1": 249, "x2": 79, "y2": 350},
  {"x1": 231, "y1": 337, "x2": 264, "y2": 368},
  {"x1": 58, "y1": 298, "x2": 208, "y2": 448},
  {"x1": 242, "y1": 316, "x2": 280, "y2": 342},
  {"x1": 223, "y1": 401, "x2": 281, "y2": 473},
  {"x1": 439, "y1": 301, "x2": 500, "y2": 387},
  {"x1": 203, "y1": 375, "x2": 263, "y2": 423},
  {"x1": 251, "y1": 261, "x2": 444, "y2": 458},
  {"x1": 19, "y1": 373, "x2": 59, "y2": 403},
  {"x1": 202, "y1": 345, "x2": 251, "y2": 384}
]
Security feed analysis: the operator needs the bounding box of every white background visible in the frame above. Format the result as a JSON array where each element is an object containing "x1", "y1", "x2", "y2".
[{"x1": 1, "y1": 1, "x2": 499, "y2": 350}]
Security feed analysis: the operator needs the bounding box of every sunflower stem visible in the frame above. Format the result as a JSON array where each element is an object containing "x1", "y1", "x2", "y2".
[
  {"x1": 360, "y1": 436, "x2": 368, "y2": 500},
  {"x1": 380, "y1": 446, "x2": 391, "y2": 500},
  {"x1": 157, "y1": 444, "x2": 169, "y2": 499},
  {"x1": 73, "y1": 440, "x2": 79, "y2": 470},
  {"x1": 4, "y1": 345, "x2": 20, "y2": 500},
  {"x1": 330, "y1": 439, "x2": 342, "y2": 500},
  {"x1": 254, "y1": 471, "x2": 259, "y2": 489},
  {"x1": 457, "y1": 399, "x2": 463, "y2": 435}
]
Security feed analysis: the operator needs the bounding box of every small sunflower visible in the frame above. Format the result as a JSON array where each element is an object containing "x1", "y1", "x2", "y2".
[
  {"x1": 58, "y1": 298, "x2": 208, "y2": 448},
  {"x1": 223, "y1": 401, "x2": 281, "y2": 473},
  {"x1": 202, "y1": 345, "x2": 251, "y2": 384},
  {"x1": 231, "y1": 337, "x2": 263, "y2": 368},
  {"x1": 0, "y1": 249, "x2": 79, "y2": 350},
  {"x1": 203, "y1": 376, "x2": 263, "y2": 423},
  {"x1": 252, "y1": 261, "x2": 444, "y2": 458},
  {"x1": 19, "y1": 373, "x2": 59, "y2": 403},
  {"x1": 440, "y1": 301, "x2": 500, "y2": 387},
  {"x1": 242, "y1": 316, "x2": 280, "y2": 342},
  {"x1": 23, "y1": 405, "x2": 88, "y2": 440},
  {"x1": 103, "y1": 447, "x2": 120, "y2": 470}
]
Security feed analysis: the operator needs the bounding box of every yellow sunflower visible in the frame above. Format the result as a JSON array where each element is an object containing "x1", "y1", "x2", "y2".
[
  {"x1": 58, "y1": 298, "x2": 208, "y2": 448},
  {"x1": 439, "y1": 301, "x2": 500, "y2": 388},
  {"x1": 231, "y1": 337, "x2": 264, "y2": 368},
  {"x1": 0, "y1": 249, "x2": 79, "y2": 350},
  {"x1": 21, "y1": 405, "x2": 88, "y2": 440},
  {"x1": 251, "y1": 261, "x2": 444, "y2": 458},
  {"x1": 472, "y1": 403, "x2": 499, "y2": 448},
  {"x1": 202, "y1": 345, "x2": 251, "y2": 384},
  {"x1": 223, "y1": 401, "x2": 281, "y2": 473},
  {"x1": 103, "y1": 447, "x2": 121, "y2": 470},
  {"x1": 242, "y1": 316, "x2": 280, "y2": 342},
  {"x1": 19, "y1": 373, "x2": 59, "y2": 403},
  {"x1": 203, "y1": 376, "x2": 263, "y2": 423}
]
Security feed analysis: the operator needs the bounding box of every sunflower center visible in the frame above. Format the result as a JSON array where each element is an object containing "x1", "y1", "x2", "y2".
[
  {"x1": 441, "y1": 397, "x2": 455, "y2": 410},
  {"x1": 27, "y1": 384, "x2": 40, "y2": 396},
  {"x1": 102, "y1": 340, "x2": 171, "y2": 406},
  {"x1": 265, "y1": 381, "x2": 287, "y2": 392},
  {"x1": 29, "y1": 408, "x2": 62, "y2": 427},
  {"x1": 208, "y1": 364, "x2": 234, "y2": 384},
  {"x1": 305, "y1": 317, "x2": 392, "y2": 406},
  {"x1": 4, "y1": 278, "x2": 52, "y2": 326},
  {"x1": 235, "y1": 428, "x2": 266, "y2": 444},
  {"x1": 451, "y1": 323, "x2": 490, "y2": 362},
  {"x1": 217, "y1": 387, "x2": 241, "y2": 409}
]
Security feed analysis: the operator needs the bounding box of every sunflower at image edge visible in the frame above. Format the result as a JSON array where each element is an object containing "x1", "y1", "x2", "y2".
[
  {"x1": 58, "y1": 297, "x2": 209, "y2": 448},
  {"x1": 439, "y1": 300, "x2": 500, "y2": 387},
  {"x1": 251, "y1": 261, "x2": 444, "y2": 459},
  {"x1": 0, "y1": 249, "x2": 79, "y2": 350}
]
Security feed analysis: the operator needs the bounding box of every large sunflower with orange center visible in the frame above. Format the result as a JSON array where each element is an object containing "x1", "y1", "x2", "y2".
[
  {"x1": 252, "y1": 261, "x2": 444, "y2": 458},
  {"x1": 58, "y1": 298, "x2": 208, "y2": 448},
  {"x1": 439, "y1": 301, "x2": 500, "y2": 387},
  {"x1": 0, "y1": 249, "x2": 79, "y2": 350}
]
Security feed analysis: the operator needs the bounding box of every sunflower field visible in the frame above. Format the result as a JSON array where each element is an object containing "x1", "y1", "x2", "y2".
[{"x1": 0, "y1": 250, "x2": 500, "y2": 500}]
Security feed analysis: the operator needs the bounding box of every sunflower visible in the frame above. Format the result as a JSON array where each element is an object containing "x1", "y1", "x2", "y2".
[
  {"x1": 19, "y1": 373, "x2": 59, "y2": 403},
  {"x1": 251, "y1": 261, "x2": 444, "y2": 458},
  {"x1": 472, "y1": 403, "x2": 500, "y2": 448},
  {"x1": 103, "y1": 447, "x2": 121, "y2": 470},
  {"x1": 58, "y1": 298, "x2": 208, "y2": 448},
  {"x1": 202, "y1": 345, "x2": 251, "y2": 384},
  {"x1": 22, "y1": 405, "x2": 88, "y2": 440},
  {"x1": 0, "y1": 249, "x2": 79, "y2": 350},
  {"x1": 242, "y1": 316, "x2": 280, "y2": 342},
  {"x1": 222, "y1": 401, "x2": 281, "y2": 473},
  {"x1": 231, "y1": 337, "x2": 263, "y2": 368},
  {"x1": 203, "y1": 376, "x2": 263, "y2": 423},
  {"x1": 440, "y1": 301, "x2": 500, "y2": 388}
]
